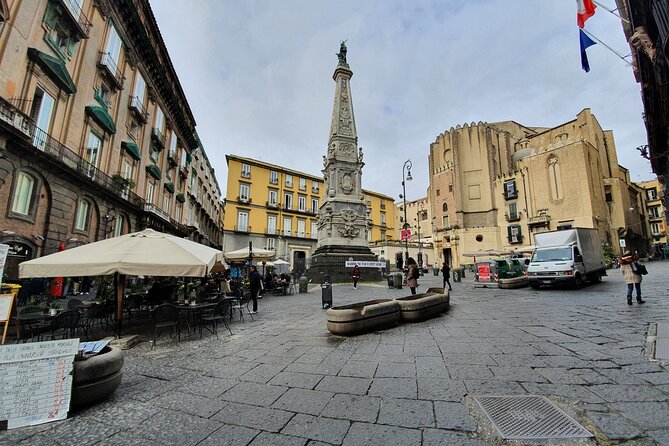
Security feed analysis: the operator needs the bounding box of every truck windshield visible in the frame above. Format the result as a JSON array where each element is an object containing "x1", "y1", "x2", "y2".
[{"x1": 532, "y1": 248, "x2": 572, "y2": 262}]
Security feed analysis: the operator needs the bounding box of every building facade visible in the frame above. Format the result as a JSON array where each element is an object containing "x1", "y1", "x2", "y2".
[
  {"x1": 223, "y1": 155, "x2": 394, "y2": 275},
  {"x1": 638, "y1": 178, "x2": 668, "y2": 254},
  {"x1": 0, "y1": 0, "x2": 221, "y2": 280},
  {"x1": 425, "y1": 109, "x2": 649, "y2": 267}
]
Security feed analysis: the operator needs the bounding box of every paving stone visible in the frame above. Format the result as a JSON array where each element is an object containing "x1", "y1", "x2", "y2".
[
  {"x1": 588, "y1": 384, "x2": 666, "y2": 402},
  {"x1": 447, "y1": 365, "x2": 494, "y2": 379},
  {"x1": 609, "y1": 401, "x2": 669, "y2": 429},
  {"x1": 422, "y1": 428, "x2": 493, "y2": 445},
  {"x1": 207, "y1": 361, "x2": 259, "y2": 379},
  {"x1": 534, "y1": 367, "x2": 589, "y2": 384},
  {"x1": 285, "y1": 362, "x2": 342, "y2": 376},
  {"x1": 124, "y1": 408, "x2": 222, "y2": 446},
  {"x1": 281, "y1": 413, "x2": 350, "y2": 444},
  {"x1": 338, "y1": 360, "x2": 378, "y2": 378},
  {"x1": 321, "y1": 393, "x2": 381, "y2": 423},
  {"x1": 648, "y1": 428, "x2": 669, "y2": 445},
  {"x1": 586, "y1": 410, "x2": 643, "y2": 440},
  {"x1": 213, "y1": 402, "x2": 295, "y2": 432},
  {"x1": 220, "y1": 382, "x2": 288, "y2": 406},
  {"x1": 16, "y1": 433, "x2": 61, "y2": 445},
  {"x1": 368, "y1": 377, "x2": 417, "y2": 399},
  {"x1": 488, "y1": 366, "x2": 548, "y2": 383},
  {"x1": 374, "y1": 361, "x2": 416, "y2": 378},
  {"x1": 0, "y1": 423, "x2": 53, "y2": 445},
  {"x1": 248, "y1": 431, "x2": 307, "y2": 446},
  {"x1": 342, "y1": 422, "x2": 421, "y2": 446},
  {"x1": 315, "y1": 375, "x2": 371, "y2": 395},
  {"x1": 241, "y1": 363, "x2": 288, "y2": 384},
  {"x1": 94, "y1": 431, "x2": 164, "y2": 446},
  {"x1": 415, "y1": 356, "x2": 448, "y2": 377},
  {"x1": 417, "y1": 377, "x2": 467, "y2": 401},
  {"x1": 151, "y1": 390, "x2": 227, "y2": 418},
  {"x1": 434, "y1": 401, "x2": 478, "y2": 431},
  {"x1": 81, "y1": 399, "x2": 155, "y2": 429},
  {"x1": 463, "y1": 380, "x2": 527, "y2": 395},
  {"x1": 377, "y1": 398, "x2": 434, "y2": 428},
  {"x1": 173, "y1": 374, "x2": 238, "y2": 397},
  {"x1": 30, "y1": 418, "x2": 120, "y2": 445},
  {"x1": 269, "y1": 371, "x2": 325, "y2": 389},
  {"x1": 115, "y1": 375, "x2": 180, "y2": 402},
  {"x1": 271, "y1": 388, "x2": 335, "y2": 415},
  {"x1": 197, "y1": 424, "x2": 260, "y2": 446}
]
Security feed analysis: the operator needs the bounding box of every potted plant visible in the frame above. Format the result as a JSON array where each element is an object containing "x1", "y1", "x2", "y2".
[
  {"x1": 48, "y1": 300, "x2": 60, "y2": 316},
  {"x1": 111, "y1": 174, "x2": 136, "y2": 192},
  {"x1": 186, "y1": 282, "x2": 198, "y2": 304}
]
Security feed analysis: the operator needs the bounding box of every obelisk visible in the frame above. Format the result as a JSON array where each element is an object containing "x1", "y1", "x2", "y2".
[{"x1": 308, "y1": 42, "x2": 381, "y2": 283}]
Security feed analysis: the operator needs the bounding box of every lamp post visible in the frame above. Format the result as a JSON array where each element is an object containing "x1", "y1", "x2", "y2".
[
  {"x1": 414, "y1": 218, "x2": 422, "y2": 268},
  {"x1": 400, "y1": 159, "x2": 413, "y2": 264},
  {"x1": 103, "y1": 213, "x2": 116, "y2": 239}
]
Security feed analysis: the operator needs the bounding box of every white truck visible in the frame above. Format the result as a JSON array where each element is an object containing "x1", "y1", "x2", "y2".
[{"x1": 527, "y1": 228, "x2": 606, "y2": 288}]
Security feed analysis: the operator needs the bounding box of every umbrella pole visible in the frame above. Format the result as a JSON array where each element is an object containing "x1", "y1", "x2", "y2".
[{"x1": 115, "y1": 273, "x2": 126, "y2": 338}]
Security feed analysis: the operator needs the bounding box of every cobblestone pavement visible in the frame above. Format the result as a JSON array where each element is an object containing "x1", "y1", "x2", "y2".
[{"x1": 3, "y1": 263, "x2": 669, "y2": 445}]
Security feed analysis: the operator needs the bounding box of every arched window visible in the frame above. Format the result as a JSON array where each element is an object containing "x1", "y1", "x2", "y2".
[
  {"x1": 442, "y1": 202, "x2": 448, "y2": 212},
  {"x1": 548, "y1": 156, "x2": 563, "y2": 200},
  {"x1": 10, "y1": 172, "x2": 37, "y2": 216},
  {"x1": 74, "y1": 198, "x2": 91, "y2": 231}
]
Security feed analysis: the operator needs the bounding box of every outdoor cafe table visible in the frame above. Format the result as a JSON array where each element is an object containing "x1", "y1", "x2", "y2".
[
  {"x1": 16, "y1": 310, "x2": 63, "y2": 341},
  {"x1": 175, "y1": 301, "x2": 217, "y2": 339}
]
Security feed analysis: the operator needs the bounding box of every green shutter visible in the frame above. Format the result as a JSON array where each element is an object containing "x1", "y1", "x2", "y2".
[
  {"x1": 176, "y1": 193, "x2": 186, "y2": 203},
  {"x1": 164, "y1": 182, "x2": 175, "y2": 193},
  {"x1": 145, "y1": 164, "x2": 162, "y2": 180},
  {"x1": 121, "y1": 141, "x2": 141, "y2": 161},
  {"x1": 27, "y1": 48, "x2": 76, "y2": 94},
  {"x1": 85, "y1": 106, "x2": 116, "y2": 134}
]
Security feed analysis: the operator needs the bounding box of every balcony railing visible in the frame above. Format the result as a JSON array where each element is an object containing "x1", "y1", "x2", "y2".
[
  {"x1": 312, "y1": 186, "x2": 319, "y2": 193},
  {"x1": 98, "y1": 52, "x2": 124, "y2": 89},
  {"x1": 528, "y1": 215, "x2": 551, "y2": 227},
  {"x1": 505, "y1": 213, "x2": 521, "y2": 222},
  {"x1": 238, "y1": 196, "x2": 251, "y2": 204},
  {"x1": 234, "y1": 225, "x2": 250, "y2": 233},
  {"x1": 59, "y1": 0, "x2": 92, "y2": 37},
  {"x1": 0, "y1": 97, "x2": 32, "y2": 138},
  {"x1": 266, "y1": 201, "x2": 279, "y2": 209},
  {"x1": 151, "y1": 127, "x2": 165, "y2": 148},
  {"x1": 265, "y1": 227, "x2": 277, "y2": 235},
  {"x1": 128, "y1": 96, "x2": 148, "y2": 123},
  {"x1": 503, "y1": 191, "x2": 518, "y2": 200},
  {"x1": 241, "y1": 170, "x2": 251, "y2": 178},
  {"x1": 144, "y1": 203, "x2": 170, "y2": 222}
]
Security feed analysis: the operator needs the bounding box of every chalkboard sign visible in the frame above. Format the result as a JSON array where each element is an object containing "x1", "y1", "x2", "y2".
[
  {"x1": 0, "y1": 294, "x2": 14, "y2": 345},
  {"x1": 0, "y1": 339, "x2": 79, "y2": 429}
]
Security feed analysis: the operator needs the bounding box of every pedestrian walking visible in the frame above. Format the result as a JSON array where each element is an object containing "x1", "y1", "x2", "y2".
[
  {"x1": 441, "y1": 262, "x2": 452, "y2": 291},
  {"x1": 351, "y1": 264, "x2": 361, "y2": 289},
  {"x1": 405, "y1": 257, "x2": 419, "y2": 295},
  {"x1": 619, "y1": 250, "x2": 645, "y2": 305},
  {"x1": 249, "y1": 265, "x2": 262, "y2": 314}
]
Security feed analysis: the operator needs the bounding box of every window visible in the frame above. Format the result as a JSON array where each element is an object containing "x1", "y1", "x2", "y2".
[
  {"x1": 285, "y1": 174, "x2": 293, "y2": 188},
  {"x1": 241, "y1": 163, "x2": 251, "y2": 178},
  {"x1": 298, "y1": 195, "x2": 307, "y2": 212},
  {"x1": 146, "y1": 180, "x2": 155, "y2": 204},
  {"x1": 548, "y1": 156, "x2": 563, "y2": 200},
  {"x1": 283, "y1": 217, "x2": 292, "y2": 236},
  {"x1": 163, "y1": 195, "x2": 170, "y2": 213},
  {"x1": 175, "y1": 204, "x2": 181, "y2": 223},
  {"x1": 237, "y1": 211, "x2": 249, "y2": 232},
  {"x1": 311, "y1": 198, "x2": 319, "y2": 213},
  {"x1": 179, "y1": 148, "x2": 187, "y2": 170},
  {"x1": 268, "y1": 189, "x2": 278, "y2": 206},
  {"x1": 239, "y1": 183, "x2": 250, "y2": 202},
  {"x1": 75, "y1": 199, "x2": 90, "y2": 231},
  {"x1": 503, "y1": 180, "x2": 517, "y2": 199},
  {"x1": 31, "y1": 87, "x2": 55, "y2": 150},
  {"x1": 448, "y1": 184, "x2": 453, "y2": 192},
  {"x1": 102, "y1": 22, "x2": 122, "y2": 75},
  {"x1": 311, "y1": 221, "x2": 318, "y2": 239},
  {"x1": 647, "y1": 188, "x2": 657, "y2": 200},
  {"x1": 154, "y1": 107, "x2": 164, "y2": 134},
  {"x1": 10, "y1": 172, "x2": 37, "y2": 216},
  {"x1": 266, "y1": 238, "x2": 276, "y2": 250},
  {"x1": 312, "y1": 181, "x2": 319, "y2": 193},
  {"x1": 651, "y1": 222, "x2": 661, "y2": 235},
  {"x1": 167, "y1": 129, "x2": 178, "y2": 160},
  {"x1": 605, "y1": 186, "x2": 613, "y2": 203},
  {"x1": 436, "y1": 189, "x2": 440, "y2": 196},
  {"x1": 297, "y1": 219, "x2": 306, "y2": 237},
  {"x1": 380, "y1": 212, "x2": 386, "y2": 225},
  {"x1": 442, "y1": 202, "x2": 448, "y2": 212},
  {"x1": 507, "y1": 202, "x2": 518, "y2": 220},
  {"x1": 267, "y1": 215, "x2": 277, "y2": 235},
  {"x1": 648, "y1": 206, "x2": 660, "y2": 218},
  {"x1": 299, "y1": 178, "x2": 306, "y2": 190},
  {"x1": 85, "y1": 131, "x2": 102, "y2": 178},
  {"x1": 190, "y1": 168, "x2": 196, "y2": 188},
  {"x1": 443, "y1": 215, "x2": 450, "y2": 228},
  {"x1": 269, "y1": 171, "x2": 278, "y2": 184},
  {"x1": 131, "y1": 71, "x2": 145, "y2": 111},
  {"x1": 507, "y1": 225, "x2": 522, "y2": 244},
  {"x1": 284, "y1": 193, "x2": 292, "y2": 210},
  {"x1": 114, "y1": 215, "x2": 124, "y2": 237}
]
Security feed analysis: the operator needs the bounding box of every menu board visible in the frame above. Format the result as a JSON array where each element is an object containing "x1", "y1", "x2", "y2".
[
  {"x1": 0, "y1": 339, "x2": 79, "y2": 429},
  {"x1": 0, "y1": 294, "x2": 12, "y2": 322}
]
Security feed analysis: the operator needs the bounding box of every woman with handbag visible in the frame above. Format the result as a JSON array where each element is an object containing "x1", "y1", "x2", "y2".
[
  {"x1": 405, "y1": 257, "x2": 420, "y2": 295},
  {"x1": 619, "y1": 250, "x2": 645, "y2": 306}
]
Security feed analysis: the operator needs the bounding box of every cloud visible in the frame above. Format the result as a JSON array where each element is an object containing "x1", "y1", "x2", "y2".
[{"x1": 150, "y1": 0, "x2": 652, "y2": 201}]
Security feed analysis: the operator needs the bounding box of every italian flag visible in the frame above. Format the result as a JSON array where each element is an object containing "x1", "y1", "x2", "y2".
[{"x1": 577, "y1": 0, "x2": 597, "y2": 28}]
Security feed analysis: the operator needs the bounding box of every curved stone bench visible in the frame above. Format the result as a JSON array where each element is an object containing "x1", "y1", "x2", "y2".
[
  {"x1": 72, "y1": 346, "x2": 124, "y2": 408},
  {"x1": 326, "y1": 299, "x2": 400, "y2": 335},
  {"x1": 396, "y1": 291, "x2": 450, "y2": 322},
  {"x1": 498, "y1": 276, "x2": 528, "y2": 289}
]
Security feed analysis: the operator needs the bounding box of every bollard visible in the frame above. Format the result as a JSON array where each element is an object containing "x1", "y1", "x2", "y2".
[
  {"x1": 299, "y1": 275, "x2": 309, "y2": 293},
  {"x1": 321, "y1": 281, "x2": 332, "y2": 308}
]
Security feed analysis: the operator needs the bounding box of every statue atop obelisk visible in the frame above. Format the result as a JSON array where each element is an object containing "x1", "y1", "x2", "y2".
[{"x1": 308, "y1": 42, "x2": 380, "y2": 283}]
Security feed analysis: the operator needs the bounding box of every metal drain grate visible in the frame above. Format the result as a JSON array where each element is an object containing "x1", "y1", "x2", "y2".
[{"x1": 474, "y1": 395, "x2": 593, "y2": 440}]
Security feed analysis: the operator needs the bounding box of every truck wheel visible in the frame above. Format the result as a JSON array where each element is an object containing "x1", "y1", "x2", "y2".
[
  {"x1": 529, "y1": 282, "x2": 541, "y2": 289},
  {"x1": 573, "y1": 273, "x2": 584, "y2": 287},
  {"x1": 589, "y1": 273, "x2": 602, "y2": 283}
]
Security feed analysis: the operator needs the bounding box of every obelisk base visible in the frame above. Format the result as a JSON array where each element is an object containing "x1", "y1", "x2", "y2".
[{"x1": 308, "y1": 245, "x2": 382, "y2": 283}]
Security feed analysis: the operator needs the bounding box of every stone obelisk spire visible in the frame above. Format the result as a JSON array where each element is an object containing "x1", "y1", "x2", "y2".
[{"x1": 309, "y1": 42, "x2": 379, "y2": 283}]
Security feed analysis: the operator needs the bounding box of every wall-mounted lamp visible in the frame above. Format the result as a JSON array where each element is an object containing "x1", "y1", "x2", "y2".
[
  {"x1": 1, "y1": 230, "x2": 15, "y2": 235},
  {"x1": 32, "y1": 234, "x2": 44, "y2": 241}
]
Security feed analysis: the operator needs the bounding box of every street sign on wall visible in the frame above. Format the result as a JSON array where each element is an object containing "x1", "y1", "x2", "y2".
[
  {"x1": 401, "y1": 229, "x2": 412, "y2": 240},
  {"x1": 619, "y1": 239, "x2": 626, "y2": 248}
]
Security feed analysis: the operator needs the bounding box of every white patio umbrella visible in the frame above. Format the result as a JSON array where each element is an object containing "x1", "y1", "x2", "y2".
[
  {"x1": 224, "y1": 246, "x2": 275, "y2": 262},
  {"x1": 272, "y1": 259, "x2": 290, "y2": 266},
  {"x1": 19, "y1": 228, "x2": 224, "y2": 336}
]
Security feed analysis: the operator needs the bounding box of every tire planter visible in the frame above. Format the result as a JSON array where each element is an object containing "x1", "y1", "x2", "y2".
[
  {"x1": 498, "y1": 276, "x2": 529, "y2": 289},
  {"x1": 396, "y1": 291, "x2": 450, "y2": 322},
  {"x1": 72, "y1": 346, "x2": 124, "y2": 408},
  {"x1": 326, "y1": 299, "x2": 400, "y2": 336}
]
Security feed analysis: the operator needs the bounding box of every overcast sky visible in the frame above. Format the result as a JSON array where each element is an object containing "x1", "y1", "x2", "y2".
[{"x1": 150, "y1": 1, "x2": 653, "y2": 201}]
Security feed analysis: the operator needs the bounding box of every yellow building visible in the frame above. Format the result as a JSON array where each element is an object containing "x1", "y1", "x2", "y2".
[
  {"x1": 638, "y1": 179, "x2": 668, "y2": 255},
  {"x1": 223, "y1": 155, "x2": 394, "y2": 273}
]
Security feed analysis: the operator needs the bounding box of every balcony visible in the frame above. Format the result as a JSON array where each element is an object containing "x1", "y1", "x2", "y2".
[
  {"x1": 234, "y1": 225, "x2": 251, "y2": 233},
  {"x1": 266, "y1": 201, "x2": 279, "y2": 209},
  {"x1": 151, "y1": 127, "x2": 165, "y2": 148},
  {"x1": 269, "y1": 177, "x2": 278, "y2": 185},
  {"x1": 167, "y1": 149, "x2": 178, "y2": 165},
  {"x1": 283, "y1": 204, "x2": 292, "y2": 211},
  {"x1": 502, "y1": 191, "x2": 518, "y2": 200},
  {"x1": 238, "y1": 196, "x2": 251, "y2": 204},
  {"x1": 312, "y1": 186, "x2": 319, "y2": 193},
  {"x1": 179, "y1": 165, "x2": 189, "y2": 179},
  {"x1": 505, "y1": 213, "x2": 521, "y2": 222},
  {"x1": 128, "y1": 96, "x2": 148, "y2": 123},
  {"x1": 0, "y1": 97, "x2": 32, "y2": 138},
  {"x1": 528, "y1": 214, "x2": 551, "y2": 227},
  {"x1": 97, "y1": 52, "x2": 124, "y2": 90},
  {"x1": 144, "y1": 203, "x2": 170, "y2": 222},
  {"x1": 265, "y1": 227, "x2": 277, "y2": 235},
  {"x1": 58, "y1": 0, "x2": 92, "y2": 38},
  {"x1": 241, "y1": 170, "x2": 251, "y2": 179}
]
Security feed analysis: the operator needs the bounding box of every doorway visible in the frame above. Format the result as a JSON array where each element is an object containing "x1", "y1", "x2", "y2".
[{"x1": 293, "y1": 251, "x2": 306, "y2": 276}]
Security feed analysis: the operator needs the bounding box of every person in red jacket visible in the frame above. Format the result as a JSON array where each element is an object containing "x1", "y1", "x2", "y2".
[
  {"x1": 351, "y1": 265, "x2": 361, "y2": 289},
  {"x1": 618, "y1": 250, "x2": 644, "y2": 306}
]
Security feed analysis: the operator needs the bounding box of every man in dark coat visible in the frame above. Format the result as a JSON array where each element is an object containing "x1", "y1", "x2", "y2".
[{"x1": 249, "y1": 265, "x2": 262, "y2": 313}]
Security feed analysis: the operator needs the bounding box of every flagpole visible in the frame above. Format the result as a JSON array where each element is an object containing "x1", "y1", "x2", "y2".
[
  {"x1": 582, "y1": 28, "x2": 633, "y2": 66},
  {"x1": 591, "y1": 0, "x2": 630, "y2": 24}
]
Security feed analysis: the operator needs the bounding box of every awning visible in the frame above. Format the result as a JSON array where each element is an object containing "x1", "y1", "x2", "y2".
[
  {"x1": 164, "y1": 182, "x2": 175, "y2": 194},
  {"x1": 145, "y1": 164, "x2": 161, "y2": 180},
  {"x1": 85, "y1": 105, "x2": 116, "y2": 134},
  {"x1": 176, "y1": 193, "x2": 186, "y2": 203},
  {"x1": 186, "y1": 153, "x2": 193, "y2": 163},
  {"x1": 121, "y1": 141, "x2": 141, "y2": 161},
  {"x1": 28, "y1": 48, "x2": 76, "y2": 94}
]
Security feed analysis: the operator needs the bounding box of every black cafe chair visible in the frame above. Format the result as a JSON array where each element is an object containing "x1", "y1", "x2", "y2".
[
  {"x1": 201, "y1": 299, "x2": 232, "y2": 338},
  {"x1": 151, "y1": 304, "x2": 180, "y2": 345},
  {"x1": 40, "y1": 309, "x2": 80, "y2": 341}
]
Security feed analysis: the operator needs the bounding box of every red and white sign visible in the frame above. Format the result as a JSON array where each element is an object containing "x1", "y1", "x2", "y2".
[
  {"x1": 401, "y1": 229, "x2": 412, "y2": 240},
  {"x1": 477, "y1": 263, "x2": 491, "y2": 282}
]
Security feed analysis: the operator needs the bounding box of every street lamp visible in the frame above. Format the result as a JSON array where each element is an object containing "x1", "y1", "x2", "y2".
[
  {"x1": 400, "y1": 159, "x2": 413, "y2": 263},
  {"x1": 414, "y1": 218, "x2": 422, "y2": 267}
]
